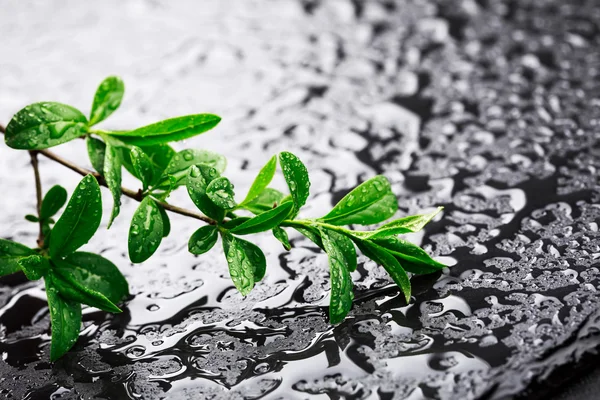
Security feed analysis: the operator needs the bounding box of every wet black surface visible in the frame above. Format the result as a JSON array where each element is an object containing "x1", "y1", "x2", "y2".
[{"x1": 1, "y1": 0, "x2": 600, "y2": 399}]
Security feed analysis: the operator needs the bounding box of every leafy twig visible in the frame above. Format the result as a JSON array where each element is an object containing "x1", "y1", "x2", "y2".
[
  {"x1": 0, "y1": 76, "x2": 445, "y2": 362},
  {"x1": 0, "y1": 123, "x2": 215, "y2": 225}
]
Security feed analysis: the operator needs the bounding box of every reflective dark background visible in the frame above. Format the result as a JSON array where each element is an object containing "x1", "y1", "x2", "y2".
[{"x1": 1, "y1": 0, "x2": 600, "y2": 399}]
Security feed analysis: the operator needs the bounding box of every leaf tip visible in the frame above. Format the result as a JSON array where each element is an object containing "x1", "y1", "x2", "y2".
[
  {"x1": 49, "y1": 352, "x2": 60, "y2": 362},
  {"x1": 328, "y1": 309, "x2": 347, "y2": 325},
  {"x1": 403, "y1": 289, "x2": 412, "y2": 304},
  {"x1": 109, "y1": 304, "x2": 123, "y2": 313}
]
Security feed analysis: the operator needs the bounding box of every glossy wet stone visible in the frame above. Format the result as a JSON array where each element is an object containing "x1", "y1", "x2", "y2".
[{"x1": 1, "y1": 0, "x2": 600, "y2": 399}]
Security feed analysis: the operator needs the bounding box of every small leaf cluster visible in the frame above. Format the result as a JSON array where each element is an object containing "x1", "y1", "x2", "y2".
[
  {"x1": 5, "y1": 76, "x2": 223, "y2": 228},
  {"x1": 1, "y1": 175, "x2": 128, "y2": 360},
  {"x1": 1, "y1": 76, "x2": 445, "y2": 360}
]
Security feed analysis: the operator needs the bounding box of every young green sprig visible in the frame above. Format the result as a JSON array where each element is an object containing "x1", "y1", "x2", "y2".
[
  {"x1": 1, "y1": 175, "x2": 129, "y2": 360},
  {"x1": 5, "y1": 76, "x2": 223, "y2": 227},
  {"x1": 1, "y1": 76, "x2": 445, "y2": 361},
  {"x1": 178, "y1": 151, "x2": 445, "y2": 323}
]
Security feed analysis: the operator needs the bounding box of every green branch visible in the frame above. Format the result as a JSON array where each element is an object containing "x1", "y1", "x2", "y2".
[{"x1": 0, "y1": 76, "x2": 446, "y2": 361}]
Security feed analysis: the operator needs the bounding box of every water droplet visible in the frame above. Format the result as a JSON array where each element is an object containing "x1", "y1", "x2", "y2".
[
  {"x1": 346, "y1": 194, "x2": 355, "y2": 206},
  {"x1": 126, "y1": 345, "x2": 146, "y2": 358}
]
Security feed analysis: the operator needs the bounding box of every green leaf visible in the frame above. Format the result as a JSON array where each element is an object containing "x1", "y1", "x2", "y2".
[
  {"x1": 357, "y1": 207, "x2": 443, "y2": 239},
  {"x1": 60, "y1": 252, "x2": 129, "y2": 304},
  {"x1": 151, "y1": 189, "x2": 173, "y2": 202},
  {"x1": 156, "y1": 149, "x2": 227, "y2": 189},
  {"x1": 328, "y1": 229, "x2": 357, "y2": 272},
  {"x1": 230, "y1": 202, "x2": 293, "y2": 235},
  {"x1": 157, "y1": 204, "x2": 171, "y2": 237},
  {"x1": 25, "y1": 214, "x2": 39, "y2": 223},
  {"x1": 119, "y1": 144, "x2": 175, "y2": 181},
  {"x1": 279, "y1": 152, "x2": 310, "y2": 217},
  {"x1": 280, "y1": 194, "x2": 293, "y2": 204},
  {"x1": 239, "y1": 156, "x2": 277, "y2": 206},
  {"x1": 128, "y1": 197, "x2": 164, "y2": 263},
  {"x1": 130, "y1": 146, "x2": 158, "y2": 190},
  {"x1": 18, "y1": 255, "x2": 50, "y2": 280},
  {"x1": 104, "y1": 145, "x2": 122, "y2": 228},
  {"x1": 109, "y1": 114, "x2": 221, "y2": 146},
  {"x1": 372, "y1": 237, "x2": 445, "y2": 273},
  {"x1": 355, "y1": 240, "x2": 411, "y2": 303},
  {"x1": 86, "y1": 136, "x2": 106, "y2": 173},
  {"x1": 89, "y1": 76, "x2": 125, "y2": 126},
  {"x1": 319, "y1": 228, "x2": 354, "y2": 324},
  {"x1": 49, "y1": 175, "x2": 102, "y2": 259},
  {"x1": 206, "y1": 177, "x2": 237, "y2": 210},
  {"x1": 42, "y1": 223, "x2": 52, "y2": 242},
  {"x1": 221, "y1": 217, "x2": 251, "y2": 230},
  {"x1": 40, "y1": 185, "x2": 68, "y2": 220},
  {"x1": 5, "y1": 102, "x2": 88, "y2": 150},
  {"x1": 101, "y1": 133, "x2": 129, "y2": 148},
  {"x1": 221, "y1": 232, "x2": 266, "y2": 295},
  {"x1": 188, "y1": 225, "x2": 218, "y2": 255},
  {"x1": 272, "y1": 227, "x2": 291, "y2": 251},
  {"x1": 54, "y1": 252, "x2": 127, "y2": 308},
  {"x1": 319, "y1": 176, "x2": 398, "y2": 226},
  {"x1": 293, "y1": 226, "x2": 324, "y2": 249},
  {"x1": 186, "y1": 165, "x2": 225, "y2": 221},
  {"x1": 241, "y1": 188, "x2": 286, "y2": 214},
  {"x1": 50, "y1": 268, "x2": 121, "y2": 313},
  {"x1": 45, "y1": 277, "x2": 82, "y2": 361}
]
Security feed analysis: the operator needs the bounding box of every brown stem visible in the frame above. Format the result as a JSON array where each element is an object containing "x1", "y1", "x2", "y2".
[
  {"x1": 0, "y1": 123, "x2": 216, "y2": 225},
  {"x1": 29, "y1": 151, "x2": 45, "y2": 247}
]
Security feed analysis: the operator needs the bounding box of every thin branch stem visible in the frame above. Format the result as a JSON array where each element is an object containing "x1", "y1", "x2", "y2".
[
  {"x1": 0, "y1": 123, "x2": 216, "y2": 225},
  {"x1": 29, "y1": 151, "x2": 45, "y2": 247}
]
